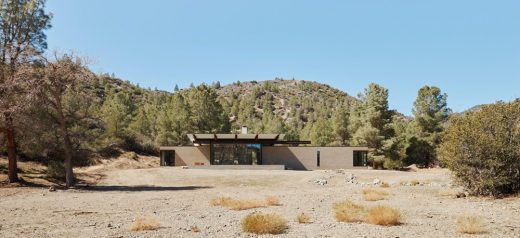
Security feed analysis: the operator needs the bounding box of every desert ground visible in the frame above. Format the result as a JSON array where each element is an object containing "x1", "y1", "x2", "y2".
[{"x1": 1, "y1": 157, "x2": 519, "y2": 238}]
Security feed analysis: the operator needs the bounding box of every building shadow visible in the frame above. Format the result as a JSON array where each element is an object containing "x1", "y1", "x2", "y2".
[{"x1": 79, "y1": 185, "x2": 213, "y2": 192}]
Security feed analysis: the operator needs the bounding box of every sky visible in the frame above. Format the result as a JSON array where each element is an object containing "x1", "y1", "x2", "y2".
[{"x1": 45, "y1": 0, "x2": 520, "y2": 115}]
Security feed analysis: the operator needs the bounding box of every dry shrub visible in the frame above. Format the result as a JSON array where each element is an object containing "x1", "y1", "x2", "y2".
[
  {"x1": 457, "y1": 215, "x2": 486, "y2": 234},
  {"x1": 130, "y1": 217, "x2": 160, "y2": 231},
  {"x1": 333, "y1": 200, "x2": 365, "y2": 222},
  {"x1": 366, "y1": 205, "x2": 401, "y2": 226},
  {"x1": 242, "y1": 212, "x2": 288, "y2": 235},
  {"x1": 211, "y1": 196, "x2": 281, "y2": 210},
  {"x1": 380, "y1": 182, "x2": 390, "y2": 188},
  {"x1": 296, "y1": 213, "x2": 311, "y2": 224},
  {"x1": 265, "y1": 196, "x2": 281, "y2": 206},
  {"x1": 363, "y1": 188, "x2": 388, "y2": 201},
  {"x1": 410, "y1": 180, "x2": 420, "y2": 186},
  {"x1": 190, "y1": 226, "x2": 201, "y2": 232}
]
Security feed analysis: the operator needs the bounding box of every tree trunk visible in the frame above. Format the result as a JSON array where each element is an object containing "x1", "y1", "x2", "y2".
[
  {"x1": 59, "y1": 120, "x2": 75, "y2": 187},
  {"x1": 6, "y1": 116, "x2": 18, "y2": 183}
]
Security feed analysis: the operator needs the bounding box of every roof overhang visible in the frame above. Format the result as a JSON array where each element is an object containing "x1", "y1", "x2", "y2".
[{"x1": 186, "y1": 133, "x2": 309, "y2": 146}]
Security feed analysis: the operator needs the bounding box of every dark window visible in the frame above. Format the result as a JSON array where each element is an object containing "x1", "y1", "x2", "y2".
[
  {"x1": 317, "y1": 151, "x2": 320, "y2": 167},
  {"x1": 353, "y1": 151, "x2": 368, "y2": 167},
  {"x1": 160, "y1": 150, "x2": 174, "y2": 166}
]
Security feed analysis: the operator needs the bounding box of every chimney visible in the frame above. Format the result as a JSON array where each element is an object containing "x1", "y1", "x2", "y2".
[{"x1": 241, "y1": 126, "x2": 248, "y2": 134}]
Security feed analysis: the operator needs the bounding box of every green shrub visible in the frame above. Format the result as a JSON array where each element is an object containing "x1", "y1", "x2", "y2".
[
  {"x1": 47, "y1": 160, "x2": 66, "y2": 179},
  {"x1": 439, "y1": 101, "x2": 520, "y2": 196}
]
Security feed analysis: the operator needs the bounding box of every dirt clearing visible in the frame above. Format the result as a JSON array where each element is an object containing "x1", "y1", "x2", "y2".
[{"x1": 1, "y1": 167, "x2": 519, "y2": 237}]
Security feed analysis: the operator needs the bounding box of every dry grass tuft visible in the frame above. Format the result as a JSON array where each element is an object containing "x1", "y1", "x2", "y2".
[
  {"x1": 211, "y1": 196, "x2": 281, "y2": 210},
  {"x1": 130, "y1": 217, "x2": 160, "y2": 231},
  {"x1": 190, "y1": 226, "x2": 201, "y2": 232},
  {"x1": 211, "y1": 197, "x2": 265, "y2": 210},
  {"x1": 296, "y1": 213, "x2": 311, "y2": 224},
  {"x1": 333, "y1": 200, "x2": 365, "y2": 223},
  {"x1": 410, "y1": 180, "x2": 420, "y2": 186},
  {"x1": 242, "y1": 212, "x2": 288, "y2": 235},
  {"x1": 380, "y1": 182, "x2": 390, "y2": 188},
  {"x1": 438, "y1": 188, "x2": 458, "y2": 197},
  {"x1": 366, "y1": 205, "x2": 401, "y2": 226},
  {"x1": 265, "y1": 196, "x2": 281, "y2": 206},
  {"x1": 362, "y1": 188, "x2": 389, "y2": 201},
  {"x1": 457, "y1": 215, "x2": 486, "y2": 235}
]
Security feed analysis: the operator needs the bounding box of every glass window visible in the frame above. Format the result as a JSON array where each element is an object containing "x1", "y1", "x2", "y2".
[
  {"x1": 211, "y1": 143, "x2": 261, "y2": 165},
  {"x1": 353, "y1": 151, "x2": 368, "y2": 167}
]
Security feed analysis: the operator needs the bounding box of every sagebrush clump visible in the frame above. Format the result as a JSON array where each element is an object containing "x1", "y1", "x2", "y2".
[
  {"x1": 211, "y1": 196, "x2": 281, "y2": 210},
  {"x1": 456, "y1": 215, "x2": 486, "y2": 234},
  {"x1": 362, "y1": 188, "x2": 388, "y2": 201},
  {"x1": 296, "y1": 213, "x2": 311, "y2": 224},
  {"x1": 130, "y1": 217, "x2": 160, "y2": 231},
  {"x1": 333, "y1": 200, "x2": 365, "y2": 222},
  {"x1": 440, "y1": 101, "x2": 520, "y2": 196},
  {"x1": 366, "y1": 205, "x2": 401, "y2": 226},
  {"x1": 242, "y1": 213, "x2": 288, "y2": 235}
]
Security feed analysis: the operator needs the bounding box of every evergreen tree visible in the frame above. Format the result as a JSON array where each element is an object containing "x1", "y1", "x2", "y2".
[
  {"x1": 410, "y1": 86, "x2": 449, "y2": 166},
  {"x1": 174, "y1": 84, "x2": 179, "y2": 92},
  {"x1": 350, "y1": 83, "x2": 393, "y2": 166},
  {"x1": 186, "y1": 84, "x2": 229, "y2": 133},
  {"x1": 310, "y1": 118, "x2": 335, "y2": 146},
  {"x1": 101, "y1": 92, "x2": 135, "y2": 139},
  {"x1": 332, "y1": 103, "x2": 349, "y2": 145},
  {"x1": 0, "y1": 0, "x2": 52, "y2": 182}
]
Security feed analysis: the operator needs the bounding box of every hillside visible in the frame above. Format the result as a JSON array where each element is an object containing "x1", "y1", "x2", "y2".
[
  {"x1": 211, "y1": 79, "x2": 358, "y2": 135},
  {"x1": 217, "y1": 79, "x2": 357, "y2": 122}
]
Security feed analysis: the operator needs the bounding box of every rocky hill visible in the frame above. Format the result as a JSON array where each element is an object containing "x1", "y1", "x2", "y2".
[{"x1": 214, "y1": 78, "x2": 358, "y2": 128}]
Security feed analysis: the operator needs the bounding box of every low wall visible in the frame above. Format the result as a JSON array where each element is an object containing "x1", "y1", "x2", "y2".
[{"x1": 262, "y1": 146, "x2": 368, "y2": 170}]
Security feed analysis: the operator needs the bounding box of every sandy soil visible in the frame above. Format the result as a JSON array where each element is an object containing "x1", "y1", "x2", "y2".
[{"x1": 1, "y1": 165, "x2": 520, "y2": 237}]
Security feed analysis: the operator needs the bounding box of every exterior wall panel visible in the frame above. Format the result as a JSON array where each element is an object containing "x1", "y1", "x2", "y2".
[
  {"x1": 160, "y1": 146, "x2": 210, "y2": 166},
  {"x1": 262, "y1": 146, "x2": 369, "y2": 170}
]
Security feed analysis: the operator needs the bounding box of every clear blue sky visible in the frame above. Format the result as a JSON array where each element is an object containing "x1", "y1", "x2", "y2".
[{"x1": 46, "y1": 0, "x2": 520, "y2": 115}]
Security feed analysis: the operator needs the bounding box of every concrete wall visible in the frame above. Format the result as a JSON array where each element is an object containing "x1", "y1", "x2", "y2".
[
  {"x1": 160, "y1": 146, "x2": 210, "y2": 166},
  {"x1": 262, "y1": 146, "x2": 369, "y2": 170}
]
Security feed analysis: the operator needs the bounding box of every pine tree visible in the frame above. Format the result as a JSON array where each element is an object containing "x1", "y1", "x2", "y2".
[
  {"x1": 186, "y1": 84, "x2": 229, "y2": 133},
  {"x1": 350, "y1": 83, "x2": 393, "y2": 165},
  {"x1": 174, "y1": 84, "x2": 179, "y2": 92},
  {"x1": 409, "y1": 86, "x2": 449, "y2": 166},
  {"x1": 332, "y1": 103, "x2": 349, "y2": 145},
  {"x1": 101, "y1": 92, "x2": 135, "y2": 139}
]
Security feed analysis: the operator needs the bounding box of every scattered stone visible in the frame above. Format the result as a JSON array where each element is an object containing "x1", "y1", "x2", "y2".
[
  {"x1": 48, "y1": 186, "x2": 56, "y2": 192},
  {"x1": 372, "y1": 179, "x2": 381, "y2": 185},
  {"x1": 345, "y1": 172, "x2": 355, "y2": 184},
  {"x1": 314, "y1": 178, "x2": 328, "y2": 186}
]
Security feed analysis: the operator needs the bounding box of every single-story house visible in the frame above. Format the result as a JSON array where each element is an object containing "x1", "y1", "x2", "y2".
[{"x1": 159, "y1": 128, "x2": 369, "y2": 170}]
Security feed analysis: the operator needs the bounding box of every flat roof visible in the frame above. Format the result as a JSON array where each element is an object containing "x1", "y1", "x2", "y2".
[
  {"x1": 188, "y1": 133, "x2": 285, "y2": 142},
  {"x1": 185, "y1": 133, "x2": 313, "y2": 146}
]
